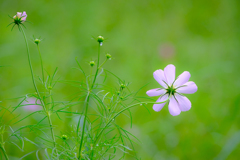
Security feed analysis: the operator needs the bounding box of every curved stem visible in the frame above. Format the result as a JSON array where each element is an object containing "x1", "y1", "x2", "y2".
[
  {"x1": 98, "y1": 59, "x2": 108, "y2": 69},
  {"x1": 78, "y1": 43, "x2": 101, "y2": 159},
  {"x1": 0, "y1": 129, "x2": 9, "y2": 160},
  {"x1": 48, "y1": 89, "x2": 57, "y2": 154},
  {"x1": 0, "y1": 146, "x2": 9, "y2": 160},
  {"x1": 37, "y1": 45, "x2": 45, "y2": 84},
  {"x1": 36, "y1": 44, "x2": 47, "y2": 106},
  {"x1": 20, "y1": 26, "x2": 57, "y2": 156},
  {"x1": 19, "y1": 26, "x2": 43, "y2": 108},
  {"x1": 94, "y1": 100, "x2": 169, "y2": 146},
  {"x1": 77, "y1": 93, "x2": 90, "y2": 159},
  {"x1": 91, "y1": 44, "x2": 101, "y2": 89}
]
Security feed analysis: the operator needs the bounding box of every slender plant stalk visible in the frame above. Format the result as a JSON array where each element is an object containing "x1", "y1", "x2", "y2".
[
  {"x1": 0, "y1": 146, "x2": 9, "y2": 160},
  {"x1": 0, "y1": 129, "x2": 9, "y2": 160},
  {"x1": 20, "y1": 25, "x2": 57, "y2": 156},
  {"x1": 48, "y1": 89, "x2": 57, "y2": 152},
  {"x1": 91, "y1": 43, "x2": 101, "y2": 89},
  {"x1": 98, "y1": 59, "x2": 108, "y2": 69},
  {"x1": 37, "y1": 45, "x2": 45, "y2": 83},
  {"x1": 36, "y1": 44, "x2": 48, "y2": 106},
  {"x1": 93, "y1": 100, "x2": 169, "y2": 147},
  {"x1": 77, "y1": 43, "x2": 101, "y2": 159}
]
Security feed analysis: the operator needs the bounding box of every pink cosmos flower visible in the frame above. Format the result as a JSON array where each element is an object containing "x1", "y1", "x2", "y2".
[
  {"x1": 146, "y1": 64, "x2": 197, "y2": 116},
  {"x1": 13, "y1": 11, "x2": 27, "y2": 23}
]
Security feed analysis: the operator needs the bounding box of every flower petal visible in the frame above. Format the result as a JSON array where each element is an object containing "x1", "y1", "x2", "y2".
[
  {"x1": 164, "y1": 64, "x2": 175, "y2": 86},
  {"x1": 174, "y1": 71, "x2": 190, "y2": 87},
  {"x1": 153, "y1": 94, "x2": 168, "y2": 112},
  {"x1": 177, "y1": 81, "x2": 197, "y2": 94},
  {"x1": 168, "y1": 96, "x2": 181, "y2": 116},
  {"x1": 153, "y1": 69, "x2": 167, "y2": 88},
  {"x1": 146, "y1": 88, "x2": 166, "y2": 97},
  {"x1": 21, "y1": 11, "x2": 27, "y2": 21},
  {"x1": 16, "y1": 12, "x2": 22, "y2": 18},
  {"x1": 175, "y1": 94, "x2": 191, "y2": 111}
]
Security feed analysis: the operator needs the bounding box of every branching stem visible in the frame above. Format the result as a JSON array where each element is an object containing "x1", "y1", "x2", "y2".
[
  {"x1": 20, "y1": 25, "x2": 57, "y2": 156},
  {"x1": 94, "y1": 100, "x2": 169, "y2": 146},
  {"x1": 77, "y1": 43, "x2": 101, "y2": 159},
  {"x1": 0, "y1": 128, "x2": 9, "y2": 160}
]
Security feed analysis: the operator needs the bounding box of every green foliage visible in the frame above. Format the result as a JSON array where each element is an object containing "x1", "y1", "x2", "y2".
[{"x1": 1, "y1": 0, "x2": 240, "y2": 159}]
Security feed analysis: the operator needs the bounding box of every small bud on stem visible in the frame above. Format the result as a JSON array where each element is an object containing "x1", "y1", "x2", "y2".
[
  {"x1": 106, "y1": 53, "x2": 112, "y2": 60},
  {"x1": 89, "y1": 61, "x2": 95, "y2": 67},
  {"x1": 34, "y1": 39, "x2": 41, "y2": 45},
  {"x1": 61, "y1": 135, "x2": 68, "y2": 140}
]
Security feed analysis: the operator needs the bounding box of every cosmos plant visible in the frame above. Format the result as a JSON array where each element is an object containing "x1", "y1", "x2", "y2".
[{"x1": 0, "y1": 11, "x2": 197, "y2": 160}]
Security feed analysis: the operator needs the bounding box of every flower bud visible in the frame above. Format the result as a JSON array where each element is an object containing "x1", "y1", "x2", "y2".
[
  {"x1": 47, "y1": 86, "x2": 52, "y2": 90},
  {"x1": 12, "y1": 11, "x2": 27, "y2": 25},
  {"x1": 97, "y1": 36, "x2": 104, "y2": 43},
  {"x1": 61, "y1": 135, "x2": 68, "y2": 140},
  {"x1": 89, "y1": 61, "x2": 95, "y2": 67},
  {"x1": 34, "y1": 39, "x2": 41, "y2": 45},
  {"x1": 120, "y1": 84, "x2": 126, "y2": 90},
  {"x1": 106, "y1": 53, "x2": 111, "y2": 60}
]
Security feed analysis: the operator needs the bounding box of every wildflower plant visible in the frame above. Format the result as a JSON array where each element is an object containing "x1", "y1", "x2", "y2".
[{"x1": 0, "y1": 11, "x2": 198, "y2": 159}]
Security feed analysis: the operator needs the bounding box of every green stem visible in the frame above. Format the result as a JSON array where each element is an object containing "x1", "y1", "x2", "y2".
[
  {"x1": 37, "y1": 45, "x2": 45, "y2": 84},
  {"x1": 77, "y1": 93, "x2": 90, "y2": 159},
  {"x1": 48, "y1": 89, "x2": 57, "y2": 154},
  {"x1": 0, "y1": 146, "x2": 9, "y2": 160},
  {"x1": 78, "y1": 43, "x2": 101, "y2": 159},
  {"x1": 91, "y1": 43, "x2": 101, "y2": 89},
  {"x1": 94, "y1": 100, "x2": 169, "y2": 146},
  {"x1": 0, "y1": 128, "x2": 9, "y2": 160},
  {"x1": 20, "y1": 25, "x2": 57, "y2": 156},
  {"x1": 19, "y1": 26, "x2": 43, "y2": 108},
  {"x1": 98, "y1": 59, "x2": 108, "y2": 69},
  {"x1": 36, "y1": 44, "x2": 47, "y2": 106}
]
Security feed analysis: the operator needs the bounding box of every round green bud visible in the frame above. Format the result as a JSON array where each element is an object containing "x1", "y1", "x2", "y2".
[
  {"x1": 116, "y1": 91, "x2": 121, "y2": 95},
  {"x1": 89, "y1": 61, "x2": 95, "y2": 67},
  {"x1": 47, "y1": 86, "x2": 52, "y2": 89},
  {"x1": 97, "y1": 36, "x2": 104, "y2": 43},
  {"x1": 120, "y1": 96, "x2": 124, "y2": 100},
  {"x1": 106, "y1": 53, "x2": 112, "y2": 59},
  {"x1": 120, "y1": 84, "x2": 126, "y2": 89},
  {"x1": 34, "y1": 39, "x2": 41, "y2": 45},
  {"x1": 61, "y1": 134, "x2": 68, "y2": 140}
]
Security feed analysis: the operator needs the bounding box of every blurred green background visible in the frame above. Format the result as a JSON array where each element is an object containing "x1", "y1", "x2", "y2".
[{"x1": 1, "y1": 0, "x2": 240, "y2": 159}]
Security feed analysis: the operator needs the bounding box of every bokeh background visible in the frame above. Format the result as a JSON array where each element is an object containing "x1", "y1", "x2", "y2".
[{"x1": 1, "y1": 0, "x2": 240, "y2": 159}]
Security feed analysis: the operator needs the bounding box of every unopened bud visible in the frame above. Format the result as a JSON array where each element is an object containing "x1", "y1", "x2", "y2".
[
  {"x1": 47, "y1": 86, "x2": 52, "y2": 90},
  {"x1": 97, "y1": 36, "x2": 104, "y2": 43},
  {"x1": 61, "y1": 135, "x2": 68, "y2": 140},
  {"x1": 120, "y1": 84, "x2": 126, "y2": 89},
  {"x1": 89, "y1": 61, "x2": 95, "y2": 67},
  {"x1": 106, "y1": 53, "x2": 111, "y2": 60},
  {"x1": 116, "y1": 91, "x2": 120, "y2": 95},
  {"x1": 34, "y1": 39, "x2": 41, "y2": 45}
]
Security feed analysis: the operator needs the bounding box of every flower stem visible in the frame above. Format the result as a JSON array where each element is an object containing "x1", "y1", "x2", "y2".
[
  {"x1": 93, "y1": 100, "x2": 169, "y2": 147},
  {"x1": 0, "y1": 129, "x2": 9, "y2": 160},
  {"x1": 48, "y1": 89, "x2": 57, "y2": 154},
  {"x1": 37, "y1": 45, "x2": 45, "y2": 84},
  {"x1": 77, "y1": 43, "x2": 101, "y2": 159},
  {"x1": 0, "y1": 146, "x2": 9, "y2": 160},
  {"x1": 19, "y1": 26, "x2": 42, "y2": 107},
  {"x1": 19, "y1": 25, "x2": 57, "y2": 156},
  {"x1": 91, "y1": 43, "x2": 101, "y2": 89}
]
